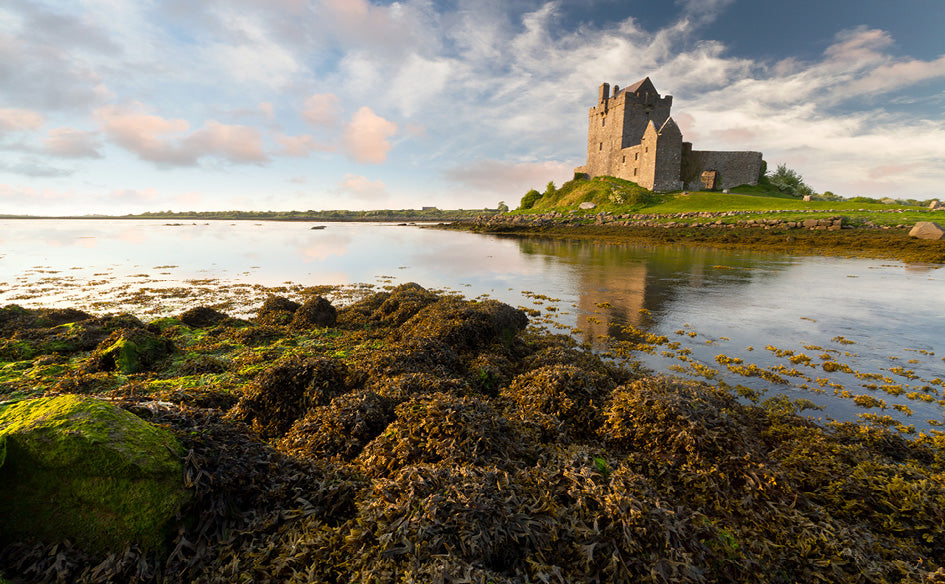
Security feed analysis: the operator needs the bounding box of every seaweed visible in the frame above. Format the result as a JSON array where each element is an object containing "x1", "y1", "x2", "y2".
[{"x1": 1, "y1": 285, "x2": 944, "y2": 584}]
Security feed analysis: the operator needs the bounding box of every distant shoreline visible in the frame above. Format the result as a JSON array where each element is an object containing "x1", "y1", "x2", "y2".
[{"x1": 0, "y1": 210, "x2": 496, "y2": 222}]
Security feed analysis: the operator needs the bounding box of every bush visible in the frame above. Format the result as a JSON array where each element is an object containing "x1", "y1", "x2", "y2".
[
  {"x1": 519, "y1": 189, "x2": 542, "y2": 210},
  {"x1": 767, "y1": 164, "x2": 813, "y2": 198}
]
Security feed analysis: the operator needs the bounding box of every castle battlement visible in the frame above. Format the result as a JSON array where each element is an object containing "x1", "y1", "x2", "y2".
[{"x1": 575, "y1": 77, "x2": 762, "y2": 192}]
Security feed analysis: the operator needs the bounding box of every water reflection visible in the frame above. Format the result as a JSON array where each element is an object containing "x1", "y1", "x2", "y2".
[
  {"x1": 513, "y1": 237, "x2": 788, "y2": 344},
  {"x1": 508, "y1": 236, "x2": 945, "y2": 430},
  {"x1": 2, "y1": 220, "x2": 943, "y2": 428}
]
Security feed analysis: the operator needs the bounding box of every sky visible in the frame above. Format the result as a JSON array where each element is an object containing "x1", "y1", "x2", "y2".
[{"x1": 1, "y1": 0, "x2": 944, "y2": 215}]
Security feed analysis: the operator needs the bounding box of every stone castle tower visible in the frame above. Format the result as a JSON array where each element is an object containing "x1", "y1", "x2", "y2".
[{"x1": 575, "y1": 77, "x2": 763, "y2": 192}]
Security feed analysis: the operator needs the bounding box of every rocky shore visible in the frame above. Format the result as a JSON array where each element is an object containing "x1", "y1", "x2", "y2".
[
  {"x1": 444, "y1": 210, "x2": 945, "y2": 264},
  {"x1": 470, "y1": 209, "x2": 916, "y2": 231},
  {"x1": 2, "y1": 285, "x2": 944, "y2": 583}
]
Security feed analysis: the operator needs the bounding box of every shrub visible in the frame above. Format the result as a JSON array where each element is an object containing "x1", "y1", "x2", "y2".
[{"x1": 519, "y1": 189, "x2": 542, "y2": 210}]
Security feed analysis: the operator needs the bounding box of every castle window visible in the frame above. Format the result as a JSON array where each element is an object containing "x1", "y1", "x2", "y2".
[
  {"x1": 622, "y1": 155, "x2": 626, "y2": 163},
  {"x1": 645, "y1": 147, "x2": 648, "y2": 153},
  {"x1": 634, "y1": 152, "x2": 639, "y2": 161},
  {"x1": 602, "y1": 118, "x2": 605, "y2": 126},
  {"x1": 633, "y1": 168, "x2": 638, "y2": 176},
  {"x1": 599, "y1": 142, "x2": 603, "y2": 151}
]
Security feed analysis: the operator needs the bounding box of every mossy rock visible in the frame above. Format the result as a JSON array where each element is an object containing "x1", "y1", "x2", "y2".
[
  {"x1": 0, "y1": 395, "x2": 191, "y2": 552},
  {"x1": 84, "y1": 328, "x2": 175, "y2": 374}
]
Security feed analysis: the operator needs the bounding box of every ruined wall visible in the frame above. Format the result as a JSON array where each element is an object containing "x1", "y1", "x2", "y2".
[{"x1": 682, "y1": 150, "x2": 763, "y2": 190}]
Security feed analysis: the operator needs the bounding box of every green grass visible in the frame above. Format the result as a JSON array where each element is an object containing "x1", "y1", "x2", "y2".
[{"x1": 515, "y1": 177, "x2": 940, "y2": 226}]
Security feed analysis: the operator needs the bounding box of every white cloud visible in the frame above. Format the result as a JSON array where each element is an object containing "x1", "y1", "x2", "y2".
[
  {"x1": 302, "y1": 93, "x2": 342, "y2": 126},
  {"x1": 342, "y1": 107, "x2": 397, "y2": 164},
  {"x1": 337, "y1": 173, "x2": 388, "y2": 201},
  {"x1": 388, "y1": 53, "x2": 455, "y2": 117},
  {"x1": 95, "y1": 103, "x2": 268, "y2": 165},
  {"x1": 276, "y1": 133, "x2": 332, "y2": 157},
  {"x1": 44, "y1": 128, "x2": 103, "y2": 158},
  {"x1": 94, "y1": 103, "x2": 191, "y2": 164},
  {"x1": 0, "y1": 108, "x2": 44, "y2": 132}
]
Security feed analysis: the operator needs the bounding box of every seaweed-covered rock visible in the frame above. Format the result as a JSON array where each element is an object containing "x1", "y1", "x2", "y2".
[
  {"x1": 0, "y1": 305, "x2": 92, "y2": 336},
  {"x1": 600, "y1": 377, "x2": 768, "y2": 505},
  {"x1": 229, "y1": 355, "x2": 348, "y2": 438},
  {"x1": 346, "y1": 465, "x2": 542, "y2": 580},
  {"x1": 356, "y1": 393, "x2": 532, "y2": 474},
  {"x1": 337, "y1": 282, "x2": 439, "y2": 329},
  {"x1": 0, "y1": 395, "x2": 190, "y2": 552},
  {"x1": 355, "y1": 341, "x2": 464, "y2": 380},
  {"x1": 280, "y1": 390, "x2": 395, "y2": 460},
  {"x1": 398, "y1": 296, "x2": 528, "y2": 354},
  {"x1": 178, "y1": 306, "x2": 230, "y2": 328},
  {"x1": 365, "y1": 372, "x2": 469, "y2": 401},
  {"x1": 253, "y1": 296, "x2": 300, "y2": 326},
  {"x1": 84, "y1": 328, "x2": 175, "y2": 374},
  {"x1": 601, "y1": 376, "x2": 756, "y2": 461},
  {"x1": 502, "y1": 364, "x2": 613, "y2": 440},
  {"x1": 1, "y1": 311, "x2": 148, "y2": 361},
  {"x1": 291, "y1": 296, "x2": 337, "y2": 329}
]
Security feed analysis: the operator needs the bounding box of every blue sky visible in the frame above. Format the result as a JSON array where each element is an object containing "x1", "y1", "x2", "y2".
[{"x1": 1, "y1": 0, "x2": 944, "y2": 215}]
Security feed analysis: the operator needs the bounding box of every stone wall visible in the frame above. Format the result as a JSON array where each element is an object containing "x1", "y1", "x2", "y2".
[{"x1": 682, "y1": 150, "x2": 763, "y2": 190}]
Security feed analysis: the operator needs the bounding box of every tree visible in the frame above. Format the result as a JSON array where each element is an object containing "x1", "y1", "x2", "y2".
[
  {"x1": 544, "y1": 181, "x2": 557, "y2": 196},
  {"x1": 497, "y1": 201, "x2": 509, "y2": 212},
  {"x1": 767, "y1": 164, "x2": 813, "y2": 198},
  {"x1": 519, "y1": 189, "x2": 541, "y2": 210}
]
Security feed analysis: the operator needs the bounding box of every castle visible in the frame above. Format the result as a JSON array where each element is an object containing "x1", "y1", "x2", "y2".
[{"x1": 574, "y1": 77, "x2": 763, "y2": 192}]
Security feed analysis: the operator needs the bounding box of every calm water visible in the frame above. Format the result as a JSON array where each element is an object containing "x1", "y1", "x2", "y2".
[{"x1": 2, "y1": 219, "x2": 943, "y2": 427}]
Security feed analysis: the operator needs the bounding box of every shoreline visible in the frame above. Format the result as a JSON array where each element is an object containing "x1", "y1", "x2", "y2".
[{"x1": 439, "y1": 214, "x2": 945, "y2": 264}]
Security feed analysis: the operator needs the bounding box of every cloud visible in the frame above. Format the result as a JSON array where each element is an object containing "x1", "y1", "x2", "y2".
[
  {"x1": 388, "y1": 53, "x2": 454, "y2": 116},
  {"x1": 342, "y1": 107, "x2": 397, "y2": 164},
  {"x1": 302, "y1": 93, "x2": 342, "y2": 126},
  {"x1": 337, "y1": 173, "x2": 388, "y2": 201},
  {"x1": 44, "y1": 128, "x2": 103, "y2": 158},
  {"x1": 276, "y1": 133, "x2": 332, "y2": 157},
  {"x1": 443, "y1": 159, "x2": 574, "y2": 195},
  {"x1": 201, "y1": 11, "x2": 300, "y2": 87},
  {"x1": 95, "y1": 103, "x2": 192, "y2": 164},
  {"x1": 0, "y1": 3, "x2": 113, "y2": 111},
  {"x1": 184, "y1": 121, "x2": 268, "y2": 163},
  {"x1": 843, "y1": 54, "x2": 945, "y2": 95},
  {"x1": 0, "y1": 108, "x2": 44, "y2": 132},
  {"x1": 95, "y1": 103, "x2": 268, "y2": 165},
  {"x1": 0, "y1": 158, "x2": 73, "y2": 178},
  {"x1": 317, "y1": 0, "x2": 429, "y2": 54}
]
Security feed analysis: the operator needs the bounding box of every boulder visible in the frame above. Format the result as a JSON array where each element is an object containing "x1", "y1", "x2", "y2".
[
  {"x1": 908, "y1": 221, "x2": 945, "y2": 240},
  {"x1": 929, "y1": 200, "x2": 940, "y2": 210},
  {"x1": 0, "y1": 395, "x2": 191, "y2": 552},
  {"x1": 578, "y1": 202, "x2": 596, "y2": 210},
  {"x1": 291, "y1": 296, "x2": 337, "y2": 329}
]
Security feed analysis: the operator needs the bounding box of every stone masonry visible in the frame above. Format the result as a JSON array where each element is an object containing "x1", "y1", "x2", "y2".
[{"x1": 575, "y1": 78, "x2": 763, "y2": 192}]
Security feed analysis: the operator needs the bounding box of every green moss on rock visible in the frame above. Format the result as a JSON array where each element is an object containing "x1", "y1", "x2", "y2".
[
  {"x1": 0, "y1": 395, "x2": 191, "y2": 552},
  {"x1": 85, "y1": 328, "x2": 175, "y2": 374}
]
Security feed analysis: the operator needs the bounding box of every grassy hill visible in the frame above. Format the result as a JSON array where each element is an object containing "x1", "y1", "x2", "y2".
[{"x1": 518, "y1": 176, "x2": 934, "y2": 223}]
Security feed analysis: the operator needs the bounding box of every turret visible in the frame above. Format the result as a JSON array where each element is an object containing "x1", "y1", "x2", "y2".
[{"x1": 598, "y1": 83, "x2": 610, "y2": 104}]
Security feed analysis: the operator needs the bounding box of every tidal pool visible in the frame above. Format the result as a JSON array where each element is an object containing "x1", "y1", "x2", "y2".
[{"x1": 1, "y1": 219, "x2": 942, "y2": 428}]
